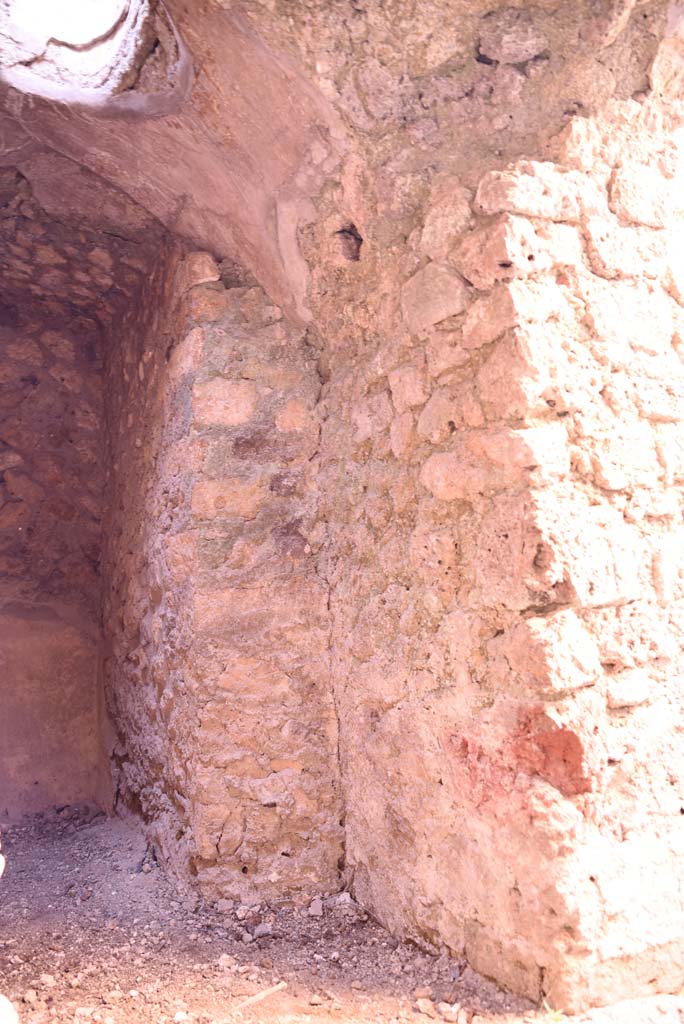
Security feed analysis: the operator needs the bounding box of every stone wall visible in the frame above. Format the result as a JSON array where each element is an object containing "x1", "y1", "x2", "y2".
[
  {"x1": 2, "y1": 0, "x2": 684, "y2": 1013},
  {"x1": 0, "y1": 151, "x2": 169, "y2": 821},
  {"x1": 302, "y1": 16, "x2": 684, "y2": 1014},
  {"x1": 0, "y1": 318, "x2": 108, "y2": 818},
  {"x1": 102, "y1": 248, "x2": 342, "y2": 900}
]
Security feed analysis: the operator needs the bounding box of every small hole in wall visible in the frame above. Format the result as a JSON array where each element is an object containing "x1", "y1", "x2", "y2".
[
  {"x1": 334, "y1": 223, "x2": 363, "y2": 261},
  {"x1": 241, "y1": 865, "x2": 248, "y2": 874},
  {"x1": 497, "y1": 260, "x2": 512, "y2": 268},
  {"x1": 475, "y1": 48, "x2": 497, "y2": 66},
  {"x1": 680, "y1": 807, "x2": 684, "y2": 815}
]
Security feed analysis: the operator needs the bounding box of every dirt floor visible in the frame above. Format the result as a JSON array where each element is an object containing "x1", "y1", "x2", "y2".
[{"x1": 0, "y1": 806, "x2": 682, "y2": 1024}]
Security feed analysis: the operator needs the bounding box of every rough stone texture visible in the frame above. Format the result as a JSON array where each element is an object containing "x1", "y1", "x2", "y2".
[
  {"x1": 0, "y1": 158, "x2": 166, "y2": 329},
  {"x1": 280, "y1": 0, "x2": 684, "y2": 1013},
  {"x1": 101, "y1": 249, "x2": 342, "y2": 901},
  {"x1": 1, "y1": 0, "x2": 684, "y2": 1016}
]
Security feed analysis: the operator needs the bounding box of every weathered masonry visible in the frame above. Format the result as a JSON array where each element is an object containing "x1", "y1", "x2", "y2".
[{"x1": 1, "y1": 0, "x2": 684, "y2": 1013}]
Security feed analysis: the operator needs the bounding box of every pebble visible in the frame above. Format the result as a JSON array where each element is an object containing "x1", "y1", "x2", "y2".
[
  {"x1": 309, "y1": 994, "x2": 324, "y2": 1006},
  {"x1": 22, "y1": 990, "x2": 38, "y2": 1006},
  {"x1": 436, "y1": 1002, "x2": 463, "y2": 1023},
  {"x1": 39, "y1": 974, "x2": 56, "y2": 989},
  {"x1": 326, "y1": 892, "x2": 356, "y2": 910},
  {"x1": 308, "y1": 897, "x2": 324, "y2": 918},
  {"x1": 415, "y1": 996, "x2": 437, "y2": 1018},
  {"x1": 253, "y1": 922, "x2": 273, "y2": 939}
]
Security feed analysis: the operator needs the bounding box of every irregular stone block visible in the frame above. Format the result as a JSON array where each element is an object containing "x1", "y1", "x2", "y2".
[
  {"x1": 462, "y1": 278, "x2": 567, "y2": 350},
  {"x1": 571, "y1": 414, "x2": 658, "y2": 491},
  {"x1": 390, "y1": 410, "x2": 414, "y2": 458},
  {"x1": 275, "y1": 398, "x2": 317, "y2": 434},
  {"x1": 582, "y1": 278, "x2": 675, "y2": 359},
  {"x1": 603, "y1": 366, "x2": 684, "y2": 424},
  {"x1": 353, "y1": 391, "x2": 393, "y2": 442},
  {"x1": 419, "y1": 423, "x2": 569, "y2": 503},
  {"x1": 416, "y1": 388, "x2": 460, "y2": 444},
  {"x1": 584, "y1": 216, "x2": 668, "y2": 280},
  {"x1": 476, "y1": 161, "x2": 606, "y2": 222},
  {"x1": 175, "y1": 252, "x2": 221, "y2": 294},
  {"x1": 610, "y1": 160, "x2": 684, "y2": 228},
  {"x1": 488, "y1": 609, "x2": 602, "y2": 696},
  {"x1": 419, "y1": 175, "x2": 473, "y2": 261},
  {"x1": 388, "y1": 362, "x2": 429, "y2": 412},
  {"x1": 476, "y1": 319, "x2": 604, "y2": 419},
  {"x1": 454, "y1": 215, "x2": 582, "y2": 290},
  {"x1": 466, "y1": 422, "x2": 570, "y2": 486},
  {"x1": 425, "y1": 330, "x2": 471, "y2": 377},
  {"x1": 193, "y1": 378, "x2": 258, "y2": 427},
  {"x1": 191, "y1": 477, "x2": 266, "y2": 519},
  {"x1": 477, "y1": 7, "x2": 548, "y2": 64},
  {"x1": 589, "y1": 602, "x2": 679, "y2": 670},
  {"x1": 561, "y1": 505, "x2": 642, "y2": 608},
  {"x1": 401, "y1": 262, "x2": 470, "y2": 334},
  {"x1": 606, "y1": 668, "x2": 652, "y2": 709}
]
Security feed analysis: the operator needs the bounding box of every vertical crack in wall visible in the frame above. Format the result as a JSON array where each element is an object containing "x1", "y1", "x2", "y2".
[{"x1": 305, "y1": 324, "x2": 347, "y2": 885}]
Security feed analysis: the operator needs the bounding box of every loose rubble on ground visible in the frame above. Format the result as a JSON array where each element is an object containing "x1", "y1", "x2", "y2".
[
  {"x1": 2, "y1": 808, "x2": 684, "y2": 1024},
  {"x1": 0, "y1": 805, "x2": 534, "y2": 1024}
]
